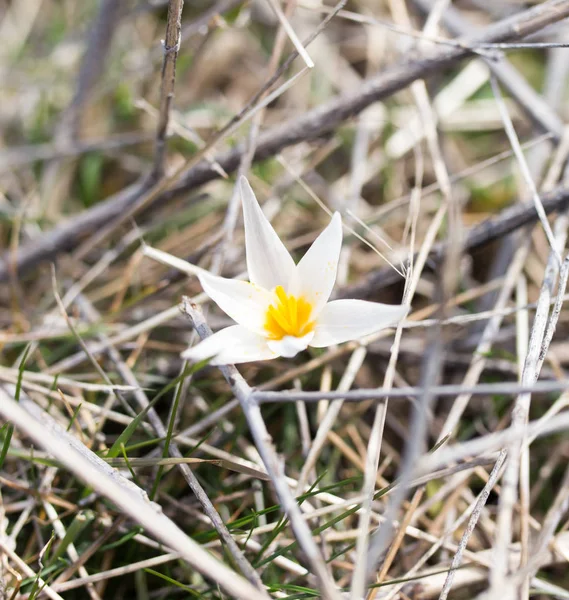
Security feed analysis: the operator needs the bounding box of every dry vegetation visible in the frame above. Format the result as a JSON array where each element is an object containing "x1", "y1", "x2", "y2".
[{"x1": 2, "y1": 0, "x2": 569, "y2": 598}]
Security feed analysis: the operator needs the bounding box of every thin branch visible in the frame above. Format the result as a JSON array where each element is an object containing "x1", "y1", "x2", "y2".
[
  {"x1": 537, "y1": 254, "x2": 569, "y2": 372},
  {"x1": 151, "y1": 0, "x2": 184, "y2": 180},
  {"x1": 264, "y1": 0, "x2": 314, "y2": 68},
  {"x1": 438, "y1": 450, "x2": 508, "y2": 600},
  {"x1": 0, "y1": 131, "x2": 153, "y2": 171},
  {"x1": 252, "y1": 379, "x2": 569, "y2": 403},
  {"x1": 489, "y1": 74, "x2": 561, "y2": 263}
]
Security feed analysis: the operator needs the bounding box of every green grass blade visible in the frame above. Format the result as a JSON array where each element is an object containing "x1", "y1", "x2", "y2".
[{"x1": 0, "y1": 423, "x2": 14, "y2": 470}]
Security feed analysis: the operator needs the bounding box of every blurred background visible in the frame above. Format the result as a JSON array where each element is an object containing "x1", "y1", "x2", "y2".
[{"x1": 2, "y1": 1, "x2": 569, "y2": 598}]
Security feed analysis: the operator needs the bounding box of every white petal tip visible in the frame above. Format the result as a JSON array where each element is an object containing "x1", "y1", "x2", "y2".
[
  {"x1": 239, "y1": 176, "x2": 254, "y2": 196},
  {"x1": 180, "y1": 348, "x2": 195, "y2": 360},
  {"x1": 196, "y1": 270, "x2": 218, "y2": 292},
  {"x1": 180, "y1": 348, "x2": 213, "y2": 363},
  {"x1": 182, "y1": 348, "x2": 228, "y2": 366},
  {"x1": 267, "y1": 332, "x2": 314, "y2": 358}
]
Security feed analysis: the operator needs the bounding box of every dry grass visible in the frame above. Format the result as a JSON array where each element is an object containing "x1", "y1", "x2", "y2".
[{"x1": 2, "y1": 0, "x2": 569, "y2": 599}]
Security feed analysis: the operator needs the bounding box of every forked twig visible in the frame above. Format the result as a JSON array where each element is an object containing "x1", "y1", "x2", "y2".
[{"x1": 181, "y1": 299, "x2": 342, "y2": 600}]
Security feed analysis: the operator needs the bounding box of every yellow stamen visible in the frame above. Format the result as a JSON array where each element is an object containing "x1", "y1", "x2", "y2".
[
  {"x1": 276, "y1": 285, "x2": 288, "y2": 305},
  {"x1": 288, "y1": 294, "x2": 298, "y2": 332},
  {"x1": 264, "y1": 285, "x2": 314, "y2": 340}
]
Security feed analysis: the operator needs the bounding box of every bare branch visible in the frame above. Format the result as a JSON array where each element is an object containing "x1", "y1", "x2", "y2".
[
  {"x1": 151, "y1": 0, "x2": 184, "y2": 179},
  {"x1": 3, "y1": 0, "x2": 569, "y2": 281}
]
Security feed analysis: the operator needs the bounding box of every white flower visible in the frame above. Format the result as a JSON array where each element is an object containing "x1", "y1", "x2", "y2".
[{"x1": 182, "y1": 177, "x2": 407, "y2": 365}]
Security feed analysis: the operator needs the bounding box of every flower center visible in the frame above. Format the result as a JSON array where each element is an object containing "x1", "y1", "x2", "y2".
[{"x1": 264, "y1": 285, "x2": 314, "y2": 340}]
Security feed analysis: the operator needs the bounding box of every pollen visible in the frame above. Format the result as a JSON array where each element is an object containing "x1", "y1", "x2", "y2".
[{"x1": 264, "y1": 285, "x2": 314, "y2": 340}]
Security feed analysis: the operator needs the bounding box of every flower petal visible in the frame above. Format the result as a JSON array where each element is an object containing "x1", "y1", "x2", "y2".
[
  {"x1": 240, "y1": 176, "x2": 295, "y2": 290},
  {"x1": 293, "y1": 212, "x2": 342, "y2": 316},
  {"x1": 182, "y1": 325, "x2": 277, "y2": 365},
  {"x1": 199, "y1": 271, "x2": 272, "y2": 335},
  {"x1": 267, "y1": 332, "x2": 315, "y2": 358},
  {"x1": 310, "y1": 300, "x2": 408, "y2": 347}
]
